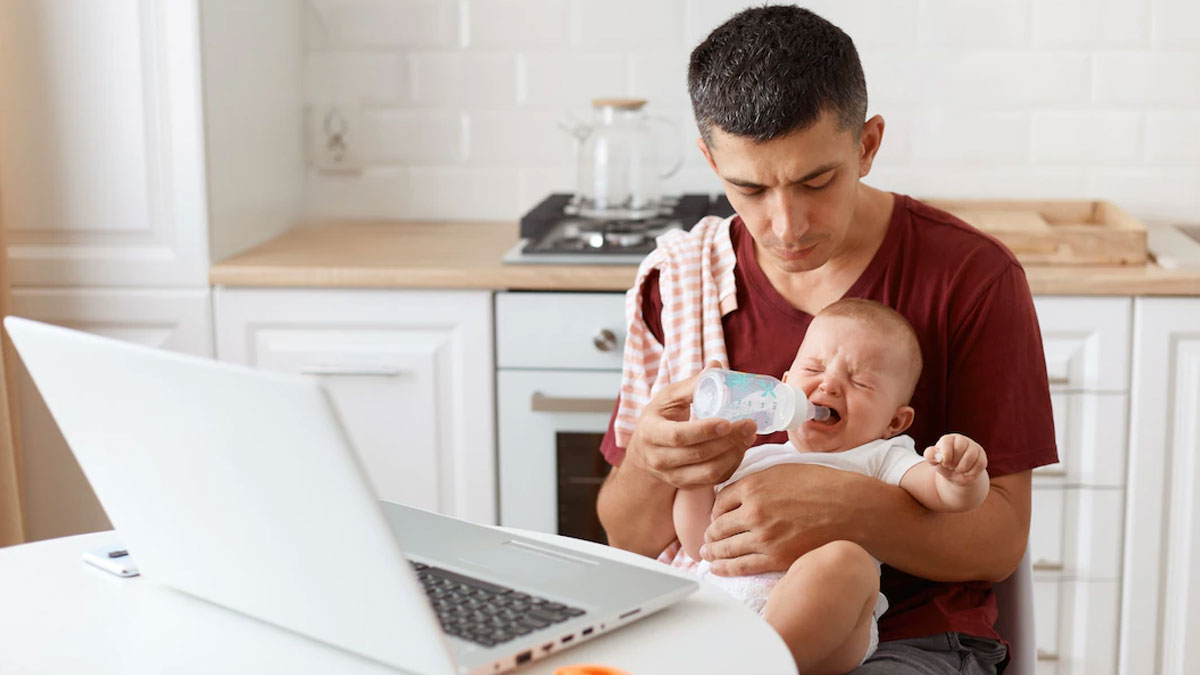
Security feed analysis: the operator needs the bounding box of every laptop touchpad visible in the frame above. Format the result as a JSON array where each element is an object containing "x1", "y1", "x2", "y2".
[{"x1": 457, "y1": 539, "x2": 596, "y2": 584}]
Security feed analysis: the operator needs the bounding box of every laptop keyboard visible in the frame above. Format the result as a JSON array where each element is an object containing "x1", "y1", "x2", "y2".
[{"x1": 411, "y1": 561, "x2": 587, "y2": 647}]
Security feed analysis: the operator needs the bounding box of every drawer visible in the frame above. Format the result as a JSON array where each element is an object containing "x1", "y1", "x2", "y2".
[
  {"x1": 1030, "y1": 487, "x2": 1124, "y2": 580},
  {"x1": 1034, "y1": 579, "x2": 1060, "y2": 671},
  {"x1": 1034, "y1": 297, "x2": 1131, "y2": 393},
  {"x1": 1032, "y1": 579, "x2": 1120, "y2": 675},
  {"x1": 1033, "y1": 391, "x2": 1128, "y2": 488},
  {"x1": 496, "y1": 292, "x2": 627, "y2": 370}
]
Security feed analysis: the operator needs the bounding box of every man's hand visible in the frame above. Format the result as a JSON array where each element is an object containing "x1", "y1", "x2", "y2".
[
  {"x1": 701, "y1": 463, "x2": 862, "y2": 576},
  {"x1": 624, "y1": 361, "x2": 757, "y2": 489}
]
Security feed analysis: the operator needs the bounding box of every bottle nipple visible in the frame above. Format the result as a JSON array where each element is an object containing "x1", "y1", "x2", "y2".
[{"x1": 810, "y1": 405, "x2": 832, "y2": 422}]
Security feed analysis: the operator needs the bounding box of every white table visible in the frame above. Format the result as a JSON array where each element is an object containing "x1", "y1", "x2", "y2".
[{"x1": 0, "y1": 530, "x2": 795, "y2": 674}]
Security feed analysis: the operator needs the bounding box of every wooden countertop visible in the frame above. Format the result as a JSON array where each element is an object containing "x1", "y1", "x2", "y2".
[{"x1": 209, "y1": 220, "x2": 1200, "y2": 296}]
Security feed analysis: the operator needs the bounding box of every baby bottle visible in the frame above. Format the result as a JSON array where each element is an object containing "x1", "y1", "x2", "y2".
[{"x1": 691, "y1": 368, "x2": 831, "y2": 434}]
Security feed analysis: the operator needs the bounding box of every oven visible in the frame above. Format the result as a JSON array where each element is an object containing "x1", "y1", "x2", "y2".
[{"x1": 495, "y1": 291, "x2": 627, "y2": 544}]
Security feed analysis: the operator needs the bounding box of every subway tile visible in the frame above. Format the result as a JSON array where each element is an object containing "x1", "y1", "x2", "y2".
[
  {"x1": 466, "y1": 0, "x2": 570, "y2": 48},
  {"x1": 306, "y1": 52, "x2": 407, "y2": 105},
  {"x1": 917, "y1": 0, "x2": 1032, "y2": 48},
  {"x1": 1094, "y1": 53, "x2": 1200, "y2": 105},
  {"x1": 912, "y1": 112, "x2": 1030, "y2": 163},
  {"x1": 686, "y1": 0, "x2": 753, "y2": 45},
  {"x1": 872, "y1": 110, "x2": 913, "y2": 167},
  {"x1": 411, "y1": 53, "x2": 518, "y2": 106},
  {"x1": 521, "y1": 53, "x2": 628, "y2": 106},
  {"x1": 467, "y1": 111, "x2": 575, "y2": 165},
  {"x1": 303, "y1": 167, "x2": 409, "y2": 219},
  {"x1": 1031, "y1": 112, "x2": 1141, "y2": 164},
  {"x1": 407, "y1": 167, "x2": 521, "y2": 219},
  {"x1": 574, "y1": 0, "x2": 685, "y2": 49},
  {"x1": 630, "y1": 51, "x2": 691, "y2": 107},
  {"x1": 364, "y1": 110, "x2": 464, "y2": 164},
  {"x1": 1034, "y1": 0, "x2": 1148, "y2": 47},
  {"x1": 798, "y1": 0, "x2": 918, "y2": 48},
  {"x1": 859, "y1": 51, "x2": 918, "y2": 107},
  {"x1": 920, "y1": 53, "x2": 1090, "y2": 107},
  {"x1": 1152, "y1": 0, "x2": 1200, "y2": 47},
  {"x1": 1146, "y1": 112, "x2": 1200, "y2": 165},
  {"x1": 518, "y1": 167, "x2": 578, "y2": 210},
  {"x1": 866, "y1": 167, "x2": 1089, "y2": 200},
  {"x1": 1088, "y1": 168, "x2": 1200, "y2": 223},
  {"x1": 306, "y1": 0, "x2": 459, "y2": 49}
]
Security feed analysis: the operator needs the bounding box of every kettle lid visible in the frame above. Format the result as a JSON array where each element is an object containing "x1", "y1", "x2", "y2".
[{"x1": 591, "y1": 98, "x2": 647, "y2": 110}]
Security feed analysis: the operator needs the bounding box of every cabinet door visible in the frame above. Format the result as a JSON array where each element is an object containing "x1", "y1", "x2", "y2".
[
  {"x1": 1121, "y1": 298, "x2": 1200, "y2": 675},
  {"x1": 213, "y1": 288, "x2": 495, "y2": 524},
  {"x1": 10, "y1": 288, "x2": 214, "y2": 542},
  {"x1": 0, "y1": 0, "x2": 209, "y2": 286}
]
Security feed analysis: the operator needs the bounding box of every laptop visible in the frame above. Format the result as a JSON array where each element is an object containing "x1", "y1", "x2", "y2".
[{"x1": 5, "y1": 316, "x2": 696, "y2": 674}]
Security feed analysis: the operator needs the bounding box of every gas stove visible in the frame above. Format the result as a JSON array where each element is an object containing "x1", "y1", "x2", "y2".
[{"x1": 503, "y1": 193, "x2": 734, "y2": 265}]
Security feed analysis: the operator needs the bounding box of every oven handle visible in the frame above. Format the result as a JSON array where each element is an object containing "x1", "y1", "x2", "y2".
[{"x1": 530, "y1": 392, "x2": 617, "y2": 414}]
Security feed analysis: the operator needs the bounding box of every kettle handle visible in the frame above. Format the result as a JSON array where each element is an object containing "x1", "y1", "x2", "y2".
[{"x1": 650, "y1": 115, "x2": 684, "y2": 180}]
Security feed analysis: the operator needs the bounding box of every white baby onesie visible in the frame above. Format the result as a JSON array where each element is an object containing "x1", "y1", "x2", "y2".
[{"x1": 695, "y1": 435, "x2": 923, "y2": 664}]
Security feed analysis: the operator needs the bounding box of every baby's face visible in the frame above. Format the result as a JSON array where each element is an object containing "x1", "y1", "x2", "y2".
[{"x1": 785, "y1": 315, "x2": 914, "y2": 452}]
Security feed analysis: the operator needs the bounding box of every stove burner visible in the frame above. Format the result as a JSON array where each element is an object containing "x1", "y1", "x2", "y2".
[
  {"x1": 508, "y1": 193, "x2": 735, "y2": 264},
  {"x1": 577, "y1": 220, "x2": 652, "y2": 249}
]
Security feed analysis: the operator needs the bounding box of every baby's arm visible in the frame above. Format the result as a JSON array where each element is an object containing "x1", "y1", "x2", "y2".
[
  {"x1": 898, "y1": 433, "x2": 989, "y2": 513},
  {"x1": 673, "y1": 485, "x2": 716, "y2": 561}
]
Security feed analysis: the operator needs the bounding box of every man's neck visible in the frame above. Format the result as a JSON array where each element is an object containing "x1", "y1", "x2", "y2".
[{"x1": 759, "y1": 186, "x2": 894, "y2": 315}]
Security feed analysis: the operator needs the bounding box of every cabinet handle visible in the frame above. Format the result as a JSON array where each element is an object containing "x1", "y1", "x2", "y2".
[
  {"x1": 593, "y1": 329, "x2": 619, "y2": 352},
  {"x1": 301, "y1": 365, "x2": 405, "y2": 377},
  {"x1": 1035, "y1": 467, "x2": 1067, "y2": 477},
  {"x1": 1032, "y1": 560, "x2": 1064, "y2": 572},
  {"x1": 530, "y1": 393, "x2": 616, "y2": 414},
  {"x1": 1047, "y1": 375, "x2": 1070, "y2": 385},
  {"x1": 1037, "y1": 649, "x2": 1059, "y2": 662}
]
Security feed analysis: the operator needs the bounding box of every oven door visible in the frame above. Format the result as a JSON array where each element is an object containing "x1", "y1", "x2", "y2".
[{"x1": 497, "y1": 369, "x2": 620, "y2": 543}]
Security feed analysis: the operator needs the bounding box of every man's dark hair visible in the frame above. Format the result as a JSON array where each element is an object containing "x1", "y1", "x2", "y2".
[{"x1": 688, "y1": 5, "x2": 868, "y2": 143}]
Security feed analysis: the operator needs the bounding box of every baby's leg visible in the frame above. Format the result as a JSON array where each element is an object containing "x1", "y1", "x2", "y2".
[
  {"x1": 672, "y1": 486, "x2": 715, "y2": 561},
  {"x1": 762, "y1": 540, "x2": 879, "y2": 675}
]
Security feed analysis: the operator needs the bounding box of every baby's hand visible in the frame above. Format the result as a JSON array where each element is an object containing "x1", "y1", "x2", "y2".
[{"x1": 924, "y1": 434, "x2": 988, "y2": 485}]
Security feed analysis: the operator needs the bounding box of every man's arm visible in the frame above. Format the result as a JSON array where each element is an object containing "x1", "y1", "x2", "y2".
[
  {"x1": 597, "y1": 460, "x2": 677, "y2": 557},
  {"x1": 703, "y1": 463, "x2": 1029, "y2": 583}
]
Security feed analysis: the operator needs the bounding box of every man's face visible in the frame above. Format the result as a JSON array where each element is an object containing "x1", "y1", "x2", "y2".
[
  {"x1": 699, "y1": 112, "x2": 881, "y2": 274},
  {"x1": 784, "y1": 315, "x2": 913, "y2": 453}
]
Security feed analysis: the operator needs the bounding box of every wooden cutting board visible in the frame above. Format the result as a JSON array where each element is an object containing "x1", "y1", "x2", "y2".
[{"x1": 926, "y1": 199, "x2": 1148, "y2": 265}]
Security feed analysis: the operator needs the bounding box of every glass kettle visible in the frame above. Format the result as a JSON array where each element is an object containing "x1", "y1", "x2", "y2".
[{"x1": 561, "y1": 99, "x2": 683, "y2": 220}]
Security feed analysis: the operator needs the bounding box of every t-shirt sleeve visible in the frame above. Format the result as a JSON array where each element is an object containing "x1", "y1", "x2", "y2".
[
  {"x1": 598, "y1": 270, "x2": 665, "y2": 467},
  {"x1": 877, "y1": 436, "x2": 926, "y2": 486},
  {"x1": 946, "y1": 263, "x2": 1058, "y2": 477}
]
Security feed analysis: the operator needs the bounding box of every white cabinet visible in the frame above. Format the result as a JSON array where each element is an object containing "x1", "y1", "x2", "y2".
[
  {"x1": 213, "y1": 287, "x2": 496, "y2": 525},
  {"x1": 0, "y1": 0, "x2": 302, "y2": 541},
  {"x1": 9, "y1": 289, "x2": 214, "y2": 542},
  {"x1": 1120, "y1": 298, "x2": 1200, "y2": 675},
  {"x1": 1030, "y1": 297, "x2": 1131, "y2": 675}
]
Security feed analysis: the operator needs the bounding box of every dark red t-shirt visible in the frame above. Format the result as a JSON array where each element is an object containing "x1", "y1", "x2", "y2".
[{"x1": 598, "y1": 193, "x2": 1058, "y2": 643}]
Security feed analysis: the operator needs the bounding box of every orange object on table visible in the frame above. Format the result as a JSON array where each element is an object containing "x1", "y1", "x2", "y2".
[{"x1": 553, "y1": 665, "x2": 631, "y2": 675}]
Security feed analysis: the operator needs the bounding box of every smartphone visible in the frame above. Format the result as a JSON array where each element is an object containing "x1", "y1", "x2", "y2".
[{"x1": 82, "y1": 546, "x2": 140, "y2": 577}]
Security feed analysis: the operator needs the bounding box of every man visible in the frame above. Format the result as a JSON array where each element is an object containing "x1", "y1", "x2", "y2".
[{"x1": 595, "y1": 6, "x2": 1057, "y2": 674}]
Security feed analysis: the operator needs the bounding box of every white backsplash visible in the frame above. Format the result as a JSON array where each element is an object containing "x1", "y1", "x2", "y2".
[{"x1": 302, "y1": 0, "x2": 1200, "y2": 224}]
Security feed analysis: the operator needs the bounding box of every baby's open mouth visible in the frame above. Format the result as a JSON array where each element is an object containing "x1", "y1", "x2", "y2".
[{"x1": 813, "y1": 407, "x2": 841, "y2": 426}]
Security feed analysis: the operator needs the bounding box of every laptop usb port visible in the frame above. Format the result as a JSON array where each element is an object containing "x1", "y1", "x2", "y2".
[
  {"x1": 561, "y1": 635, "x2": 574, "y2": 644},
  {"x1": 582, "y1": 627, "x2": 594, "y2": 636},
  {"x1": 618, "y1": 608, "x2": 641, "y2": 620},
  {"x1": 516, "y1": 651, "x2": 532, "y2": 665}
]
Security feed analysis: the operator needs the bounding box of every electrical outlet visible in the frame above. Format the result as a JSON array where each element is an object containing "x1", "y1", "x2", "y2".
[{"x1": 309, "y1": 105, "x2": 364, "y2": 173}]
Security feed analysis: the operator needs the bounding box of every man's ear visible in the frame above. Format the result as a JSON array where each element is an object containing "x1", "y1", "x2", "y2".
[
  {"x1": 697, "y1": 136, "x2": 719, "y2": 173},
  {"x1": 887, "y1": 405, "x2": 914, "y2": 436},
  {"x1": 857, "y1": 114, "x2": 886, "y2": 178}
]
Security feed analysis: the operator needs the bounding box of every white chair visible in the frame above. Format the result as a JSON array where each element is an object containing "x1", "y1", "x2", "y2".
[{"x1": 993, "y1": 545, "x2": 1036, "y2": 675}]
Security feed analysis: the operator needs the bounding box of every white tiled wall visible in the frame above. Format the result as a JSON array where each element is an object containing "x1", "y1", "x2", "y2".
[{"x1": 303, "y1": 0, "x2": 1200, "y2": 223}]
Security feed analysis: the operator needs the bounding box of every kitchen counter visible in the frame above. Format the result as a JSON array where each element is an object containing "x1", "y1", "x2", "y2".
[{"x1": 209, "y1": 220, "x2": 1200, "y2": 295}]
